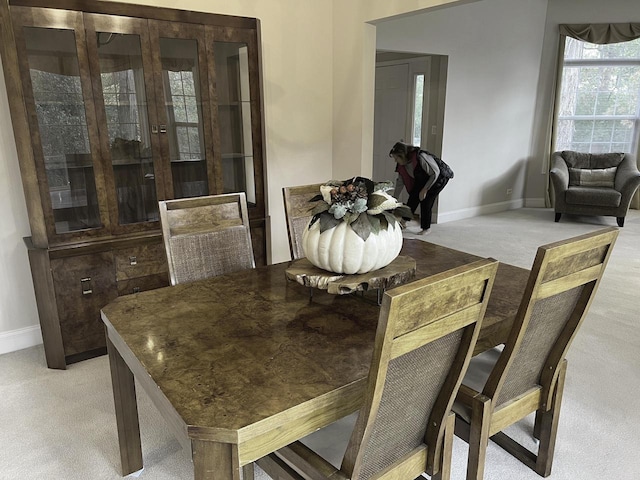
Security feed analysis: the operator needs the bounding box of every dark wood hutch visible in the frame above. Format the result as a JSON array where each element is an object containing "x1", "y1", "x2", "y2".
[{"x1": 0, "y1": 0, "x2": 268, "y2": 368}]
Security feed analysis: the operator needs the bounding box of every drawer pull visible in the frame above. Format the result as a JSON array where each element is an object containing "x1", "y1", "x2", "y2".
[
  {"x1": 132, "y1": 287, "x2": 141, "y2": 294},
  {"x1": 129, "y1": 256, "x2": 137, "y2": 266},
  {"x1": 80, "y1": 277, "x2": 93, "y2": 295}
]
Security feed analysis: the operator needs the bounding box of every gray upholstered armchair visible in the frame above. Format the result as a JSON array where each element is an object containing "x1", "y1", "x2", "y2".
[{"x1": 550, "y1": 151, "x2": 640, "y2": 227}]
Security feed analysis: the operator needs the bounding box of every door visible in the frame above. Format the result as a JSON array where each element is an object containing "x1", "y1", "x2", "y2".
[
  {"x1": 84, "y1": 14, "x2": 165, "y2": 233},
  {"x1": 149, "y1": 21, "x2": 216, "y2": 200},
  {"x1": 11, "y1": 7, "x2": 111, "y2": 242},
  {"x1": 372, "y1": 57, "x2": 434, "y2": 205},
  {"x1": 206, "y1": 25, "x2": 265, "y2": 215},
  {"x1": 372, "y1": 64, "x2": 410, "y2": 191}
]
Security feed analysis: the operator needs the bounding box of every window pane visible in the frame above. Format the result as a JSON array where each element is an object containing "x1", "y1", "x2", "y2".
[
  {"x1": 412, "y1": 74, "x2": 424, "y2": 146},
  {"x1": 557, "y1": 37, "x2": 640, "y2": 153}
]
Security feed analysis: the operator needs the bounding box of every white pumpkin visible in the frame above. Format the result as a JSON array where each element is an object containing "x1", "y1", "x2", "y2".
[{"x1": 302, "y1": 219, "x2": 403, "y2": 274}]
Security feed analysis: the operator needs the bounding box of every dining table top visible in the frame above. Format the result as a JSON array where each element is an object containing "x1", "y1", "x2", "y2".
[{"x1": 101, "y1": 238, "x2": 529, "y2": 462}]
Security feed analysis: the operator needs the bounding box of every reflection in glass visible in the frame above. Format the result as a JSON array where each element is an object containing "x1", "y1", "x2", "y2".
[
  {"x1": 159, "y1": 38, "x2": 208, "y2": 198},
  {"x1": 97, "y1": 32, "x2": 158, "y2": 224},
  {"x1": 25, "y1": 27, "x2": 101, "y2": 233},
  {"x1": 214, "y1": 41, "x2": 255, "y2": 205}
]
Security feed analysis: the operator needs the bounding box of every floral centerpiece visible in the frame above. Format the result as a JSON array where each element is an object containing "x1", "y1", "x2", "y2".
[{"x1": 302, "y1": 177, "x2": 413, "y2": 274}]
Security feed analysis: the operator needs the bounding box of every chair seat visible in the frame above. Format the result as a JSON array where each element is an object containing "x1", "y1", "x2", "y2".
[
  {"x1": 565, "y1": 186, "x2": 621, "y2": 207},
  {"x1": 452, "y1": 346, "x2": 502, "y2": 423}
]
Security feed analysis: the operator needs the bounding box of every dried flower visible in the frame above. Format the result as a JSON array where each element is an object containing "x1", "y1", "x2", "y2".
[{"x1": 308, "y1": 176, "x2": 413, "y2": 241}]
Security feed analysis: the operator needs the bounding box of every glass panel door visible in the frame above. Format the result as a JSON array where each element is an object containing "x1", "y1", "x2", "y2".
[
  {"x1": 158, "y1": 37, "x2": 209, "y2": 198},
  {"x1": 94, "y1": 32, "x2": 159, "y2": 224},
  {"x1": 212, "y1": 41, "x2": 256, "y2": 205},
  {"x1": 23, "y1": 26, "x2": 102, "y2": 234}
]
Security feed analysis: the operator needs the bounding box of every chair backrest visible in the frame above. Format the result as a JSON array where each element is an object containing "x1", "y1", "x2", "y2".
[
  {"x1": 342, "y1": 258, "x2": 499, "y2": 480},
  {"x1": 282, "y1": 183, "x2": 323, "y2": 260},
  {"x1": 483, "y1": 227, "x2": 618, "y2": 409},
  {"x1": 159, "y1": 193, "x2": 255, "y2": 285}
]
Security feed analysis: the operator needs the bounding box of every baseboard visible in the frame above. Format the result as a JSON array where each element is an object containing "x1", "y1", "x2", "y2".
[
  {"x1": 0, "y1": 325, "x2": 43, "y2": 356},
  {"x1": 437, "y1": 199, "x2": 524, "y2": 224},
  {"x1": 525, "y1": 197, "x2": 547, "y2": 208}
]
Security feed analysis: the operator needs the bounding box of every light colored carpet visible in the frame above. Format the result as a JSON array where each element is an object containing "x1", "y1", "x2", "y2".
[{"x1": 1, "y1": 208, "x2": 638, "y2": 479}]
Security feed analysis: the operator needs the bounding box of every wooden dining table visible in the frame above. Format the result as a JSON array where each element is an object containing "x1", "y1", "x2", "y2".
[{"x1": 101, "y1": 239, "x2": 529, "y2": 480}]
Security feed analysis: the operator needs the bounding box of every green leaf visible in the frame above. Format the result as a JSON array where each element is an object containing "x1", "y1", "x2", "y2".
[
  {"x1": 350, "y1": 212, "x2": 372, "y2": 241},
  {"x1": 311, "y1": 202, "x2": 329, "y2": 215},
  {"x1": 381, "y1": 211, "x2": 397, "y2": 230},
  {"x1": 394, "y1": 205, "x2": 413, "y2": 220},
  {"x1": 378, "y1": 213, "x2": 389, "y2": 231},
  {"x1": 367, "y1": 214, "x2": 381, "y2": 235},
  {"x1": 368, "y1": 193, "x2": 387, "y2": 210},
  {"x1": 319, "y1": 212, "x2": 340, "y2": 233}
]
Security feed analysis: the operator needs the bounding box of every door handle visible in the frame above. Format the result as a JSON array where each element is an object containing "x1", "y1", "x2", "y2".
[{"x1": 80, "y1": 277, "x2": 93, "y2": 295}]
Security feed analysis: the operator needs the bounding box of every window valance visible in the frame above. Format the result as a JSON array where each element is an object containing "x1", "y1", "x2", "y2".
[{"x1": 559, "y1": 23, "x2": 640, "y2": 44}]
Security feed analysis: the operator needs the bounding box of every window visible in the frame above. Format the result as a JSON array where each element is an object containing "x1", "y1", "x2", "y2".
[
  {"x1": 555, "y1": 37, "x2": 640, "y2": 154},
  {"x1": 412, "y1": 74, "x2": 425, "y2": 146}
]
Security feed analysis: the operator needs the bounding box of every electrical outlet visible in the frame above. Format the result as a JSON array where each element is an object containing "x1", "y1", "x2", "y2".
[{"x1": 506, "y1": 188, "x2": 513, "y2": 195}]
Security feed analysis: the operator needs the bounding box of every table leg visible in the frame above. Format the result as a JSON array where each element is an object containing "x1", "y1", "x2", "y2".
[
  {"x1": 192, "y1": 440, "x2": 242, "y2": 480},
  {"x1": 107, "y1": 336, "x2": 143, "y2": 475}
]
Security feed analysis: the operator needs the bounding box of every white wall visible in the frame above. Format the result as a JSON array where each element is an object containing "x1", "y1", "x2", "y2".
[
  {"x1": 527, "y1": 0, "x2": 640, "y2": 204},
  {"x1": 0, "y1": 56, "x2": 42, "y2": 354},
  {"x1": 375, "y1": 0, "x2": 549, "y2": 220}
]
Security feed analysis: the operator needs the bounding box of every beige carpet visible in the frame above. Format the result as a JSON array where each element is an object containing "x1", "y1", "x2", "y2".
[{"x1": 1, "y1": 208, "x2": 638, "y2": 479}]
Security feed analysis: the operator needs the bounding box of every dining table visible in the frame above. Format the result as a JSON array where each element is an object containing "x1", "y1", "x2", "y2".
[{"x1": 101, "y1": 238, "x2": 530, "y2": 480}]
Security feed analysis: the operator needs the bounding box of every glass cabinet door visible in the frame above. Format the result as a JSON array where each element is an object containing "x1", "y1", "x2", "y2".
[
  {"x1": 212, "y1": 42, "x2": 254, "y2": 204},
  {"x1": 207, "y1": 26, "x2": 263, "y2": 210},
  {"x1": 13, "y1": 8, "x2": 109, "y2": 238},
  {"x1": 84, "y1": 14, "x2": 163, "y2": 230},
  {"x1": 149, "y1": 22, "x2": 215, "y2": 199}
]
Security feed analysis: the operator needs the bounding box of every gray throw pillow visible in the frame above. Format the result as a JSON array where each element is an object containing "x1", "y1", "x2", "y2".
[{"x1": 569, "y1": 166, "x2": 617, "y2": 188}]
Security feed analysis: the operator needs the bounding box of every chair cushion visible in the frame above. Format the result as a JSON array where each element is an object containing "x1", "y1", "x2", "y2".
[
  {"x1": 568, "y1": 166, "x2": 617, "y2": 187},
  {"x1": 565, "y1": 186, "x2": 622, "y2": 207},
  {"x1": 561, "y1": 151, "x2": 624, "y2": 169}
]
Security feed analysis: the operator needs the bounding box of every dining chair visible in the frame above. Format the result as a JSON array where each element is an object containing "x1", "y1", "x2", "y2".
[
  {"x1": 158, "y1": 192, "x2": 255, "y2": 286},
  {"x1": 453, "y1": 227, "x2": 619, "y2": 480},
  {"x1": 282, "y1": 183, "x2": 323, "y2": 260},
  {"x1": 256, "y1": 258, "x2": 500, "y2": 480}
]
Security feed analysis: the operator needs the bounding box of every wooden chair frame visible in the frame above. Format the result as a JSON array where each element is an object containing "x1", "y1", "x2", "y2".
[
  {"x1": 453, "y1": 227, "x2": 619, "y2": 479},
  {"x1": 159, "y1": 192, "x2": 254, "y2": 286},
  {"x1": 257, "y1": 258, "x2": 500, "y2": 480},
  {"x1": 282, "y1": 183, "x2": 323, "y2": 260}
]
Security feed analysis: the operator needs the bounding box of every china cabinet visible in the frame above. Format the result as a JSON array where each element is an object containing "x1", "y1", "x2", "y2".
[{"x1": 0, "y1": 0, "x2": 267, "y2": 368}]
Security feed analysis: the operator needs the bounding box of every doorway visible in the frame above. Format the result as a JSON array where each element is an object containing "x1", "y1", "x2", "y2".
[{"x1": 372, "y1": 52, "x2": 448, "y2": 209}]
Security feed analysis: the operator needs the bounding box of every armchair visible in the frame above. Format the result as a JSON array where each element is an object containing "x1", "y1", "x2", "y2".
[{"x1": 550, "y1": 151, "x2": 640, "y2": 227}]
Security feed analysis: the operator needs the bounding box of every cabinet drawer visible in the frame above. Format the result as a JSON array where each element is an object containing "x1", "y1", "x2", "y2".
[
  {"x1": 50, "y1": 252, "x2": 117, "y2": 357},
  {"x1": 117, "y1": 273, "x2": 169, "y2": 296},
  {"x1": 114, "y1": 243, "x2": 168, "y2": 281}
]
